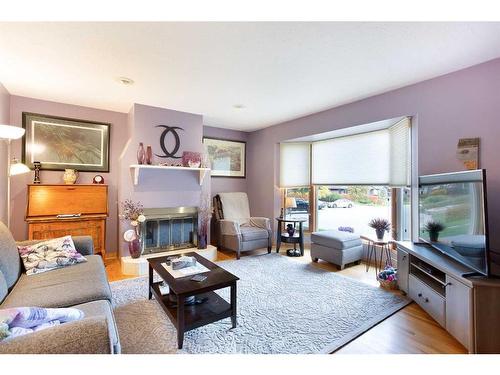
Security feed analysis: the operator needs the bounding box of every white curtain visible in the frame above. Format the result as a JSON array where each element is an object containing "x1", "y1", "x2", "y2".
[{"x1": 279, "y1": 142, "x2": 310, "y2": 187}]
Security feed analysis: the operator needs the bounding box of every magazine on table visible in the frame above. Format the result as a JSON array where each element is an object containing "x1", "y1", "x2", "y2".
[{"x1": 161, "y1": 261, "x2": 210, "y2": 279}]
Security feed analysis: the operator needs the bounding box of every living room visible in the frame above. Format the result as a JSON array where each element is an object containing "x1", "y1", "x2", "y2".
[{"x1": 1, "y1": 1, "x2": 500, "y2": 372}]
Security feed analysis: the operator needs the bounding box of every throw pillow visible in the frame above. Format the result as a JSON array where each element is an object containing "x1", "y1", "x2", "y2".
[{"x1": 17, "y1": 236, "x2": 87, "y2": 275}]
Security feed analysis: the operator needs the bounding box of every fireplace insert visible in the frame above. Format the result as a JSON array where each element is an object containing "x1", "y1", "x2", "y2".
[{"x1": 140, "y1": 207, "x2": 198, "y2": 254}]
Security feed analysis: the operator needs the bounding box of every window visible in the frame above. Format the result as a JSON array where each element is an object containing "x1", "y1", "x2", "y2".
[
  {"x1": 279, "y1": 117, "x2": 412, "y2": 237},
  {"x1": 316, "y1": 185, "x2": 410, "y2": 239},
  {"x1": 316, "y1": 185, "x2": 390, "y2": 235},
  {"x1": 284, "y1": 187, "x2": 310, "y2": 231}
]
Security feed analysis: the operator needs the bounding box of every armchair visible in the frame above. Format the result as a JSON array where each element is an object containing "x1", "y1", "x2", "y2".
[{"x1": 213, "y1": 192, "x2": 272, "y2": 259}]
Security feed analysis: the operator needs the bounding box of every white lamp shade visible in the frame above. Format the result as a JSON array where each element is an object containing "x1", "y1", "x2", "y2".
[
  {"x1": 285, "y1": 197, "x2": 297, "y2": 208},
  {"x1": 10, "y1": 160, "x2": 30, "y2": 176},
  {"x1": 0, "y1": 124, "x2": 25, "y2": 140}
]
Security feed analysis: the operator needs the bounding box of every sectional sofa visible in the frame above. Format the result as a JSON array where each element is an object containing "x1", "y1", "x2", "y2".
[{"x1": 0, "y1": 222, "x2": 120, "y2": 354}]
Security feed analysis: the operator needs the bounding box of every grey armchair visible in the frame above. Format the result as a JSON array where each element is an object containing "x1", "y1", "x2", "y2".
[{"x1": 213, "y1": 192, "x2": 272, "y2": 259}]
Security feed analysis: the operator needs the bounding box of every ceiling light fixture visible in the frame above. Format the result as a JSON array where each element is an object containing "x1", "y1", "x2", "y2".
[
  {"x1": 233, "y1": 104, "x2": 245, "y2": 109},
  {"x1": 117, "y1": 77, "x2": 134, "y2": 86}
]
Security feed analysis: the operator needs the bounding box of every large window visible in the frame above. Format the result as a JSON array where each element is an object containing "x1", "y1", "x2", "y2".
[
  {"x1": 316, "y1": 185, "x2": 410, "y2": 240},
  {"x1": 316, "y1": 185, "x2": 391, "y2": 235},
  {"x1": 279, "y1": 117, "x2": 412, "y2": 238}
]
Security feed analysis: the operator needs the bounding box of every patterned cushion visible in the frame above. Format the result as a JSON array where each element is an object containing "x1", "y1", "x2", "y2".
[{"x1": 17, "y1": 236, "x2": 87, "y2": 276}]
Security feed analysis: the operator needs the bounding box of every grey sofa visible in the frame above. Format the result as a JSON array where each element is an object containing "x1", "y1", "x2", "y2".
[
  {"x1": 311, "y1": 230, "x2": 363, "y2": 270},
  {"x1": 213, "y1": 192, "x2": 272, "y2": 259},
  {"x1": 0, "y1": 221, "x2": 120, "y2": 354}
]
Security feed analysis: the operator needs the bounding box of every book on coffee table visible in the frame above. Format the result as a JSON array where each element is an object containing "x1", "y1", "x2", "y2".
[{"x1": 161, "y1": 262, "x2": 210, "y2": 279}]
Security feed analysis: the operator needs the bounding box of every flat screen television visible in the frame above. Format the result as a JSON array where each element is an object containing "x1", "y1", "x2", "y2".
[{"x1": 419, "y1": 169, "x2": 489, "y2": 276}]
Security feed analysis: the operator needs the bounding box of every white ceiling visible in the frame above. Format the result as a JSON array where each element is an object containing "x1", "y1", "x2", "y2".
[{"x1": 1, "y1": 22, "x2": 500, "y2": 131}]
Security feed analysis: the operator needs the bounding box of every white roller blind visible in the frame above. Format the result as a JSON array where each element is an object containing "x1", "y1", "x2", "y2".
[
  {"x1": 311, "y1": 117, "x2": 411, "y2": 186},
  {"x1": 312, "y1": 130, "x2": 390, "y2": 185},
  {"x1": 389, "y1": 117, "x2": 411, "y2": 186},
  {"x1": 280, "y1": 142, "x2": 310, "y2": 187}
]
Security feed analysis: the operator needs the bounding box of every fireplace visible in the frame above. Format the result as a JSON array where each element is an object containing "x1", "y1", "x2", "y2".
[{"x1": 140, "y1": 207, "x2": 198, "y2": 255}]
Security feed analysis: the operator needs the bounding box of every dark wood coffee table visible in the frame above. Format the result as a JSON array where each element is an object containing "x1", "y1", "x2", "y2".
[{"x1": 148, "y1": 252, "x2": 239, "y2": 349}]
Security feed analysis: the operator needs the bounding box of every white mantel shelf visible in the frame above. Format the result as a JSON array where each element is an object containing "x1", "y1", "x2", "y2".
[{"x1": 130, "y1": 164, "x2": 210, "y2": 186}]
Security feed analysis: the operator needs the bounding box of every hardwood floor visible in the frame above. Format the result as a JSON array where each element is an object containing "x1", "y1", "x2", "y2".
[{"x1": 105, "y1": 247, "x2": 467, "y2": 354}]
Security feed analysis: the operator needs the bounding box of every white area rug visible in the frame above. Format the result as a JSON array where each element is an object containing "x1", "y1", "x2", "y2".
[{"x1": 111, "y1": 253, "x2": 409, "y2": 354}]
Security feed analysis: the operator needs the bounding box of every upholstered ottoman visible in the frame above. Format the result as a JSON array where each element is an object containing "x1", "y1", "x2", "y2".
[{"x1": 310, "y1": 230, "x2": 363, "y2": 270}]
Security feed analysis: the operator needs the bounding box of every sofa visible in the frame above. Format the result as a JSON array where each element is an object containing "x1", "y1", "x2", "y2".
[
  {"x1": 0, "y1": 221, "x2": 120, "y2": 354},
  {"x1": 213, "y1": 192, "x2": 272, "y2": 259}
]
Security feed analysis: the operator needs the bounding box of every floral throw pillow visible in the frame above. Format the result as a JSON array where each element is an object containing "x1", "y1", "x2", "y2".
[{"x1": 17, "y1": 236, "x2": 87, "y2": 275}]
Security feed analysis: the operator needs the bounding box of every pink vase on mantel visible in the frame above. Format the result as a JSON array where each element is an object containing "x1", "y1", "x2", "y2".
[
  {"x1": 146, "y1": 145, "x2": 153, "y2": 165},
  {"x1": 137, "y1": 143, "x2": 145, "y2": 165}
]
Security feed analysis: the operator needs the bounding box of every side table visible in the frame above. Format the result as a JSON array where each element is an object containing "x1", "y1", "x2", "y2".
[
  {"x1": 360, "y1": 235, "x2": 394, "y2": 275},
  {"x1": 275, "y1": 217, "x2": 306, "y2": 257}
]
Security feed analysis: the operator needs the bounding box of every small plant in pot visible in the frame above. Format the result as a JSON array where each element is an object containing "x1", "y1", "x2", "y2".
[
  {"x1": 424, "y1": 221, "x2": 445, "y2": 242},
  {"x1": 368, "y1": 218, "x2": 391, "y2": 240}
]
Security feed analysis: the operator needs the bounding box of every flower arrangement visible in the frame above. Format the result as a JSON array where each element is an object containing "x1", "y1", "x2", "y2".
[
  {"x1": 120, "y1": 199, "x2": 145, "y2": 259},
  {"x1": 368, "y1": 217, "x2": 391, "y2": 240},
  {"x1": 121, "y1": 199, "x2": 146, "y2": 237},
  {"x1": 198, "y1": 189, "x2": 212, "y2": 249}
]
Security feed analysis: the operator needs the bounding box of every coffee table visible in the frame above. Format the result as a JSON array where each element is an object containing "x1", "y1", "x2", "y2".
[{"x1": 148, "y1": 252, "x2": 239, "y2": 349}]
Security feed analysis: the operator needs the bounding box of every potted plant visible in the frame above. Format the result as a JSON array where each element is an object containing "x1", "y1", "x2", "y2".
[
  {"x1": 424, "y1": 221, "x2": 445, "y2": 242},
  {"x1": 368, "y1": 218, "x2": 391, "y2": 240}
]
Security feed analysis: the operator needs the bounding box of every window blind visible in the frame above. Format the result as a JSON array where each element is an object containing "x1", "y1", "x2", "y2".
[
  {"x1": 311, "y1": 117, "x2": 411, "y2": 186},
  {"x1": 389, "y1": 117, "x2": 411, "y2": 186},
  {"x1": 279, "y1": 142, "x2": 310, "y2": 187}
]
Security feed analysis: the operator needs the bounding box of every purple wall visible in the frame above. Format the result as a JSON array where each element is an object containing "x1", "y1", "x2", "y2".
[
  {"x1": 203, "y1": 125, "x2": 248, "y2": 196},
  {"x1": 118, "y1": 103, "x2": 208, "y2": 256},
  {"x1": 247, "y1": 58, "x2": 500, "y2": 262},
  {"x1": 8, "y1": 95, "x2": 129, "y2": 258},
  {"x1": 0, "y1": 83, "x2": 10, "y2": 223}
]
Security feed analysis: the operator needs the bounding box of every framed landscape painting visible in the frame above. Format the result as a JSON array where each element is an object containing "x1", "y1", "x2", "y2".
[
  {"x1": 203, "y1": 137, "x2": 246, "y2": 178},
  {"x1": 22, "y1": 112, "x2": 110, "y2": 172}
]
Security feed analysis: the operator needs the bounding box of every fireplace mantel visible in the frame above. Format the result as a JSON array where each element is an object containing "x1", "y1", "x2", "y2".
[{"x1": 130, "y1": 164, "x2": 210, "y2": 186}]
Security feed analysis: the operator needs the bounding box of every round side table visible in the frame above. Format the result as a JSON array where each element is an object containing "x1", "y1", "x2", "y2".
[{"x1": 275, "y1": 217, "x2": 306, "y2": 257}]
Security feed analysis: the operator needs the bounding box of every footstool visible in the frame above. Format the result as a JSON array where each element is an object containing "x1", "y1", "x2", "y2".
[{"x1": 310, "y1": 230, "x2": 363, "y2": 270}]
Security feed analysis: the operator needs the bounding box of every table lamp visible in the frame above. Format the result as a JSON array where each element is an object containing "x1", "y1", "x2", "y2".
[
  {"x1": 0, "y1": 124, "x2": 30, "y2": 228},
  {"x1": 285, "y1": 197, "x2": 297, "y2": 218}
]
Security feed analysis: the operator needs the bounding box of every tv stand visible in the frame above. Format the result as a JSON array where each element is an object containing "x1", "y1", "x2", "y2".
[{"x1": 397, "y1": 241, "x2": 500, "y2": 353}]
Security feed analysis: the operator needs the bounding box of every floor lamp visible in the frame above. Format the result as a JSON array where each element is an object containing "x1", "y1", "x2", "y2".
[{"x1": 0, "y1": 124, "x2": 30, "y2": 228}]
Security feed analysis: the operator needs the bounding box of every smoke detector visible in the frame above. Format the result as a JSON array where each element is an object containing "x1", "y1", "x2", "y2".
[{"x1": 117, "y1": 77, "x2": 134, "y2": 86}]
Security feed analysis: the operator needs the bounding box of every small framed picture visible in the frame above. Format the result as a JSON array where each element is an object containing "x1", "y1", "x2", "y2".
[
  {"x1": 203, "y1": 137, "x2": 246, "y2": 178},
  {"x1": 22, "y1": 112, "x2": 111, "y2": 172}
]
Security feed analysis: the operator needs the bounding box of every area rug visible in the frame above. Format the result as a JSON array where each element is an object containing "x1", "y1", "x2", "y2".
[{"x1": 111, "y1": 253, "x2": 409, "y2": 354}]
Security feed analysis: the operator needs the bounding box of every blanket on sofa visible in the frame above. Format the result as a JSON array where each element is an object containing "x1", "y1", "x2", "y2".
[{"x1": 0, "y1": 307, "x2": 84, "y2": 341}]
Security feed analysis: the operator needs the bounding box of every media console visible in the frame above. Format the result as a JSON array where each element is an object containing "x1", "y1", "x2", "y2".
[{"x1": 396, "y1": 241, "x2": 500, "y2": 353}]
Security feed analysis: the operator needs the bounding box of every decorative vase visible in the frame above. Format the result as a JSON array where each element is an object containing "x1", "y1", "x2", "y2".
[
  {"x1": 198, "y1": 231, "x2": 208, "y2": 250},
  {"x1": 375, "y1": 228, "x2": 385, "y2": 240},
  {"x1": 146, "y1": 145, "x2": 153, "y2": 165},
  {"x1": 429, "y1": 231, "x2": 439, "y2": 242},
  {"x1": 128, "y1": 238, "x2": 142, "y2": 259},
  {"x1": 286, "y1": 224, "x2": 295, "y2": 237},
  {"x1": 137, "y1": 143, "x2": 146, "y2": 164},
  {"x1": 63, "y1": 169, "x2": 78, "y2": 184}
]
